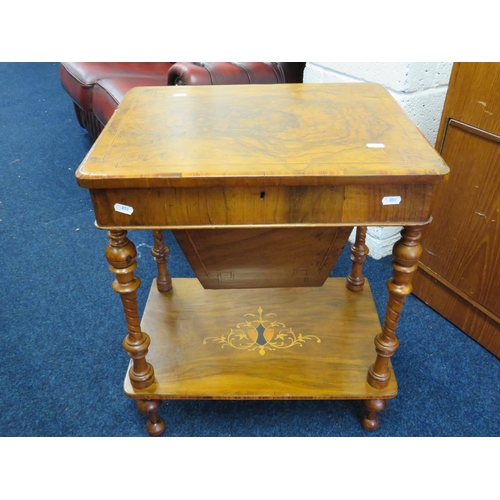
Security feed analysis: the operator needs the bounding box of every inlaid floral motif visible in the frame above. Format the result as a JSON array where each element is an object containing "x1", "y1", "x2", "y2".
[{"x1": 203, "y1": 306, "x2": 321, "y2": 356}]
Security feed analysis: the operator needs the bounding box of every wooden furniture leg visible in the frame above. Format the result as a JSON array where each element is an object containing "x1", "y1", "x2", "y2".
[
  {"x1": 361, "y1": 399, "x2": 387, "y2": 431},
  {"x1": 367, "y1": 226, "x2": 423, "y2": 389},
  {"x1": 346, "y1": 226, "x2": 369, "y2": 292},
  {"x1": 136, "y1": 399, "x2": 166, "y2": 436},
  {"x1": 151, "y1": 230, "x2": 172, "y2": 292},
  {"x1": 105, "y1": 230, "x2": 155, "y2": 390}
]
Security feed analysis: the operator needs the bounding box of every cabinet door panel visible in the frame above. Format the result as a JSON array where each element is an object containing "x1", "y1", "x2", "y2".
[
  {"x1": 419, "y1": 121, "x2": 500, "y2": 317},
  {"x1": 440, "y1": 63, "x2": 500, "y2": 137}
]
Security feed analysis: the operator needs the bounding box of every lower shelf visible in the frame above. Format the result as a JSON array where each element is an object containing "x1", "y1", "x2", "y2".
[{"x1": 124, "y1": 278, "x2": 397, "y2": 400}]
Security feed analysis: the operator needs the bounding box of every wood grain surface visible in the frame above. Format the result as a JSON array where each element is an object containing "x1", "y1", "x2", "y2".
[
  {"x1": 89, "y1": 182, "x2": 437, "y2": 228},
  {"x1": 124, "y1": 278, "x2": 397, "y2": 400},
  {"x1": 172, "y1": 226, "x2": 353, "y2": 289},
  {"x1": 412, "y1": 62, "x2": 500, "y2": 357},
  {"x1": 76, "y1": 83, "x2": 448, "y2": 190}
]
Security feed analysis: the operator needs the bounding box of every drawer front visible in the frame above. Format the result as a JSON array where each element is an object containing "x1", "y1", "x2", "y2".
[{"x1": 90, "y1": 184, "x2": 435, "y2": 228}]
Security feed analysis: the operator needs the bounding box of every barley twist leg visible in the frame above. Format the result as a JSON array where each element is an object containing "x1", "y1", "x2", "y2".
[
  {"x1": 105, "y1": 230, "x2": 155, "y2": 390},
  {"x1": 346, "y1": 226, "x2": 369, "y2": 292},
  {"x1": 367, "y1": 226, "x2": 423, "y2": 389},
  {"x1": 151, "y1": 230, "x2": 172, "y2": 292}
]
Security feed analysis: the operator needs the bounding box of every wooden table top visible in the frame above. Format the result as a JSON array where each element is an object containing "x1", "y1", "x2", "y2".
[{"x1": 76, "y1": 83, "x2": 449, "y2": 189}]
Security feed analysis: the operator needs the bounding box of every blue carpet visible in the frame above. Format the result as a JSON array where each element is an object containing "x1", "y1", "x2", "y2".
[{"x1": 1, "y1": 63, "x2": 498, "y2": 437}]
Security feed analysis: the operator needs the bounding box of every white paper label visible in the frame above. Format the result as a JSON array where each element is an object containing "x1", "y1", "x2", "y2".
[
  {"x1": 114, "y1": 203, "x2": 134, "y2": 215},
  {"x1": 366, "y1": 143, "x2": 385, "y2": 148},
  {"x1": 382, "y1": 196, "x2": 402, "y2": 205}
]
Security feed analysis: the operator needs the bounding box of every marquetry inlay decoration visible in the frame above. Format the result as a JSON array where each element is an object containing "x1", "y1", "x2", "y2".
[{"x1": 203, "y1": 306, "x2": 321, "y2": 356}]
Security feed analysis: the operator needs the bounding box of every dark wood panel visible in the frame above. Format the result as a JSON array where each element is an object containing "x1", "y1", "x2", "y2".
[
  {"x1": 413, "y1": 62, "x2": 500, "y2": 357},
  {"x1": 412, "y1": 267, "x2": 500, "y2": 357},
  {"x1": 89, "y1": 183, "x2": 437, "y2": 228},
  {"x1": 436, "y1": 62, "x2": 500, "y2": 143},
  {"x1": 419, "y1": 122, "x2": 500, "y2": 316},
  {"x1": 173, "y1": 226, "x2": 353, "y2": 289}
]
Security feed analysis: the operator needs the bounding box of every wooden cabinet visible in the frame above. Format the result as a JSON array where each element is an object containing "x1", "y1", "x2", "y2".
[{"x1": 412, "y1": 62, "x2": 500, "y2": 357}]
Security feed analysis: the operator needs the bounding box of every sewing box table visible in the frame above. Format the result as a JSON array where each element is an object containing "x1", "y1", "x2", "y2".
[{"x1": 76, "y1": 83, "x2": 449, "y2": 435}]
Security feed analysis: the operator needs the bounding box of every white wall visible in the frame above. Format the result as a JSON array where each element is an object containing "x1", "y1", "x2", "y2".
[{"x1": 304, "y1": 62, "x2": 453, "y2": 259}]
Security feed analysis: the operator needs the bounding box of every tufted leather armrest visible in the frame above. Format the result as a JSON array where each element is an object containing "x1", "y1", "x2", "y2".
[
  {"x1": 60, "y1": 62, "x2": 173, "y2": 111},
  {"x1": 168, "y1": 62, "x2": 305, "y2": 86}
]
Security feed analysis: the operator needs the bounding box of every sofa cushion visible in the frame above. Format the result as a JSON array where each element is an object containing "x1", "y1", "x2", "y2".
[
  {"x1": 167, "y1": 62, "x2": 303, "y2": 86},
  {"x1": 59, "y1": 62, "x2": 173, "y2": 112},
  {"x1": 92, "y1": 74, "x2": 169, "y2": 125}
]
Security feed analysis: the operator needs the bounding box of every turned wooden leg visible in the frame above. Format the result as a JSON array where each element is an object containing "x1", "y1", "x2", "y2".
[
  {"x1": 346, "y1": 226, "x2": 369, "y2": 292},
  {"x1": 136, "y1": 399, "x2": 166, "y2": 436},
  {"x1": 151, "y1": 230, "x2": 172, "y2": 292},
  {"x1": 105, "y1": 230, "x2": 155, "y2": 390},
  {"x1": 367, "y1": 225, "x2": 423, "y2": 389},
  {"x1": 361, "y1": 399, "x2": 387, "y2": 431}
]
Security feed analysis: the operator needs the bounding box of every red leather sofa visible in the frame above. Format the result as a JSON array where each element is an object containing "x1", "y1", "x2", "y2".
[{"x1": 60, "y1": 62, "x2": 306, "y2": 139}]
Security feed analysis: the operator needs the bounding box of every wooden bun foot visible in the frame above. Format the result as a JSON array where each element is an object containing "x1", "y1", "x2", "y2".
[
  {"x1": 361, "y1": 399, "x2": 387, "y2": 431},
  {"x1": 146, "y1": 416, "x2": 166, "y2": 437},
  {"x1": 136, "y1": 399, "x2": 166, "y2": 436}
]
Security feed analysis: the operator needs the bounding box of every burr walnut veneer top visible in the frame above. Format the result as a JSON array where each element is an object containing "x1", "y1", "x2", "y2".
[{"x1": 76, "y1": 83, "x2": 449, "y2": 189}]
